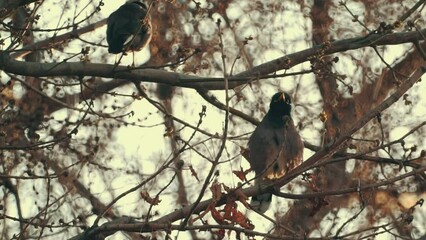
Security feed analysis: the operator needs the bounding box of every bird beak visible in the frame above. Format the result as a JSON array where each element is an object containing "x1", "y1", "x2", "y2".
[{"x1": 278, "y1": 92, "x2": 286, "y2": 101}]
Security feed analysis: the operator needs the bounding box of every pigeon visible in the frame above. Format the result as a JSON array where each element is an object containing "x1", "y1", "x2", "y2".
[{"x1": 248, "y1": 92, "x2": 304, "y2": 213}]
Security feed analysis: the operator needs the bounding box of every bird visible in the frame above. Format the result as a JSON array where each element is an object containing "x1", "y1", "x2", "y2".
[
  {"x1": 247, "y1": 92, "x2": 304, "y2": 213},
  {"x1": 106, "y1": 1, "x2": 152, "y2": 55}
]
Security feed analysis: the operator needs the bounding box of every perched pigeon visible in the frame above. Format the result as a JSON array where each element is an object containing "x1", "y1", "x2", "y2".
[
  {"x1": 248, "y1": 92, "x2": 304, "y2": 213},
  {"x1": 106, "y1": 1, "x2": 152, "y2": 54}
]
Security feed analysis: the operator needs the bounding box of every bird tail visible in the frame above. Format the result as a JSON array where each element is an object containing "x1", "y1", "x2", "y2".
[
  {"x1": 250, "y1": 179, "x2": 272, "y2": 213},
  {"x1": 251, "y1": 193, "x2": 272, "y2": 213}
]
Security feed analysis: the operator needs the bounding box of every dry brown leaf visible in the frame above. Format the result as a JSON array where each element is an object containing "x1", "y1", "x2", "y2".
[
  {"x1": 140, "y1": 190, "x2": 161, "y2": 205},
  {"x1": 232, "y1": 168, "x2": 251, "y2": 181}
]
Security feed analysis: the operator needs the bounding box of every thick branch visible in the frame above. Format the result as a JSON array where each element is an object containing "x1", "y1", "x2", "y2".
[{"x1": 0, "y1": 29, "x2": 425, "y2": 90}]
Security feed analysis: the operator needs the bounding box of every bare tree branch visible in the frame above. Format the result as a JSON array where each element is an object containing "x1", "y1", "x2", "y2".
[{"x1": 0, "y1": 29, "x2": 424, "y2": 90}]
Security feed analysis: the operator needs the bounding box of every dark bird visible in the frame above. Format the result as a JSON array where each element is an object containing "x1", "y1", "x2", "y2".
[
  {"x1": 106, "y1": 1, "x2": 152, "y2": 54},
  {"x1": 248, "y1": 92, "x2": 304, "y2": 213}
]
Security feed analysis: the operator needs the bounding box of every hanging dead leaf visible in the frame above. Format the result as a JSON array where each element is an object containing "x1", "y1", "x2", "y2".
[
  {"x1": 223, "y1": 200, "x2": 254, "y2": 230},
  {"x1": 210, "y1": 182, "x2": 223, "y2": 202},
  {"x1": 210, "y1": 206, "x2": 225, "y2": 224},
  {"x1": 232, "y1": 168, "x2": 250, "y2": 181},
  {"x1": 233, "y1": 209, "x2": 254, "y2": 229},
  {"x1": 140, "y1": 191, "x2": 161, "y2": 205},
  {"x1": 223, "y1": 200, "x2": 235, "y2": 220}
]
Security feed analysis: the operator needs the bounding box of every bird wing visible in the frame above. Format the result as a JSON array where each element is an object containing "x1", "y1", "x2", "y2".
[
  {"x1": 272, "y1": 116, "x2": 304, "y2": 179},
  {"x1": 248, "y1": 116, "x2": 303, "y2": 180},
  {"x1": 248, "y1": 117, "x2": 283, "y2": 177}
]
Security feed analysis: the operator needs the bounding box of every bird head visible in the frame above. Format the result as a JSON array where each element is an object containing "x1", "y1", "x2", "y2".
[
  {"x1": 269, "y1": 92, "x2": 292, "y2": 116},
  {"x1": 127, "y1": 0, "x2": 148, "y2": 9}
]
